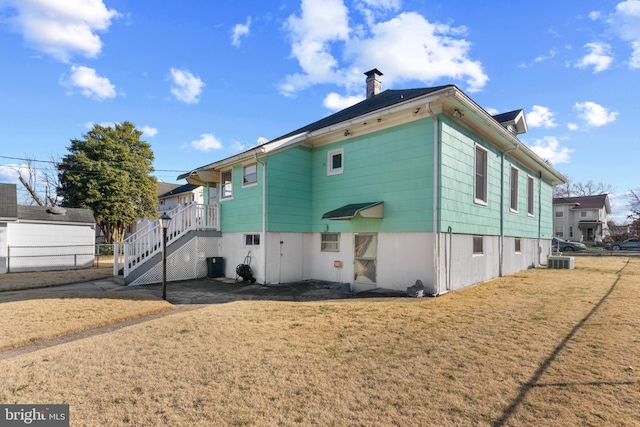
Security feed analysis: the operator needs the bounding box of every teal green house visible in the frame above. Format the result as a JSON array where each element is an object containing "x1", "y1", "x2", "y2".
[{"x1": 179, "y1": 70, "x2": 566, "y2": 294}]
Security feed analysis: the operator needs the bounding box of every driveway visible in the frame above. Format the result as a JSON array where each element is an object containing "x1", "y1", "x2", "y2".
[{"x1": 24, "y1": 276, "x2": 408, "y2": 304}]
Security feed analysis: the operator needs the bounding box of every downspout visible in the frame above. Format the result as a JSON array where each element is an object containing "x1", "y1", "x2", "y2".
[
  {"x1": 425, "y1": 102, "x2": 441, "y2": 295},
  {"x1": 538, "y1": 171, "x2": 543, "y2": 266},
  {"x1": 255, "y1": 153, "x2": 267, "y2": 284},
  {"x1": 500, "y1": 143, "x2": 519, "y2": 277}
]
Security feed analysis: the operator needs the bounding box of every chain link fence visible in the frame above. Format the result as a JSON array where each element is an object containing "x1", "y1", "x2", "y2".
[{"x1": 7, "y1": 244, "x2": 115, "y2": 273}]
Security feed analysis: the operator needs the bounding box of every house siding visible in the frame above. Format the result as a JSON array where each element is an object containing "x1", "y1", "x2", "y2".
[{"x1": 219, "y1": 163, "x2": 263, "y2": 233}]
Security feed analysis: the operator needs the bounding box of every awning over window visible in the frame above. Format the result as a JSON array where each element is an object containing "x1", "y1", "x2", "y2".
[
  {"x1": 578, "y1": 220, "x2": 602, "y2": 229},
  {"x1": 322, "y1": 202, "x2": 383, "y2": 220}
]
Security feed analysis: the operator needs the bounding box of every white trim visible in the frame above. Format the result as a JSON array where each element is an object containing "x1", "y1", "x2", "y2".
[
  {"x1": 242, "y1": 163, "x2": 258, "y2": 188},
  {"x1": 474, "y1": 144, "x2": 488, "y2": 205},
  {"x1": 509, "y1": 165, "x2": 519, "y2": 213},
  {"x1": 220, "y1": 169, "x2": 233, "y2": 199},
  {"x1": 527, "y1": 175, "x2": 535, "y2": 216}
]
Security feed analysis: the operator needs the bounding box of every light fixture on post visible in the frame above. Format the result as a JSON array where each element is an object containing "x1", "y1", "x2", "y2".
[{"x1": 159, "y1": 212, "x2": 172, "y2": 300}]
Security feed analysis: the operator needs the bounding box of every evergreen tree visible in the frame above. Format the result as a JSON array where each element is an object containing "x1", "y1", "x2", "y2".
[{"x1": 57, "y1": 122, "x2": 158, "y2": 243}]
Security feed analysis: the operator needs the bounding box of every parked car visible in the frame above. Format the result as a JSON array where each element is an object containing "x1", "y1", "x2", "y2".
[
  {"x1": 552, "y1": 237, "x2": 587, "y2": 252},
  {"x1": 611, "y1": 238, "x2": 640, "y2": 251}
]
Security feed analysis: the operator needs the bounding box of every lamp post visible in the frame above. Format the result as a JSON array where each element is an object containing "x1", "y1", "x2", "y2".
[{"x1": 159, "y1": 212, "x2": 172, "y2": 300}]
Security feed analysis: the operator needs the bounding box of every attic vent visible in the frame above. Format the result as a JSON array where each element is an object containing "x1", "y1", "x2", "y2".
[
  {"x1": 548, "y1": 256, "x2": 574, "y2": 269},
  {"x1": 47, "y1": 206, "x2": 67, "y2": 215}
]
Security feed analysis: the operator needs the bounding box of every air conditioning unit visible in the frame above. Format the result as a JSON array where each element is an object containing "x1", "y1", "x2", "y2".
[{"x1": 548, "y1": 256, "x2": 575, "y2": 269}]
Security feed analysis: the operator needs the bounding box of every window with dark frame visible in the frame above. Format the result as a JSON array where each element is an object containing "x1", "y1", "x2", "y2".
[
  {"x1": 244, "y1": 234, "x2": 260, "y2": 246},
  {"x1": 475, "y1": 146, "x2": 488, "y2": 204},
  {"x1": 527, "y1": 176, "x2": 534, "y2": 215},
  {"x1": 327, "y1": 148, "x2": 344, "y2": 175},
  {"x1": 510, "y1": 166, "x2": 518, "y2": 212},
  {"x1": 243, "y1": 163, "x2": 257, "y2": 186},
  {"x1": 473, "y1": 235, "x2": 484, "y2": 254},
  {"x1": 515, "y1": 238, "x2": 521, "y2": 253},
  {"x1": 221, "y1": 170, "x2": 233, "y2": 198},
  {"x1": 321, "y1": 233, "x2": 339, "y2": 252}
]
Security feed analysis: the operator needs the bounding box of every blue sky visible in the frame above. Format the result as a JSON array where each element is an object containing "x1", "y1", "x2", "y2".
[{"x1": 0, "y1": 0, "x2": 638, "y2": 222}]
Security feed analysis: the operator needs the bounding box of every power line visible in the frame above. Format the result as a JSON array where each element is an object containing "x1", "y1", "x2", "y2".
[{"x1": 0, "y1": 155, "x2": 189, "y2": 173}]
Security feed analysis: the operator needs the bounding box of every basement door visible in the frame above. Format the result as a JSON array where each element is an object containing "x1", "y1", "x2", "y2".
[{"x1": 354, "y1": 233, "x2": 377, "y2": 291}]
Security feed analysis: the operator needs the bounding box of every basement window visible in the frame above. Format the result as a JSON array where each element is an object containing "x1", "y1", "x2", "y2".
[
  {"x1": 244, "y1": 234, "x2": 260, "y2": 246},
  {"x1": 473, "y1": 235, "x2": 484, "y2": 255},
  {"x1": 515, "y1": 238, "x2": 521, "y2": 253},
  {"x1": 321, "y1": 233, "x2": 340, "y2": 252}
]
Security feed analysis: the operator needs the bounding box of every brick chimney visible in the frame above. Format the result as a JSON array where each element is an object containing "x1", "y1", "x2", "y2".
[{"x1": 364, "y1": 68, "x2": 383, "y2": 99}]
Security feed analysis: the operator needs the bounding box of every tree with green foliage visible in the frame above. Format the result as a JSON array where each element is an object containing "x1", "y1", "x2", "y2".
[{"x1": 57, "y1": 122, "x2": 158, "y2": 243}]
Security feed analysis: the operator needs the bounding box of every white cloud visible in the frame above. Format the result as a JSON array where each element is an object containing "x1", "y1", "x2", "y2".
[
  {"x1": 231, "y1": 140, "x2": 251, "y2": 153},
  {"x1": 575, "y1": 42, "x2": 613, "y2": 72},
  {"x1": 527, "y1": 105, "x2": 558, "y2": 128},
  {"x1": 589, "y1": 11, "x2": 602, "y2": 20},
  {"x1": 141, "y1": 126, "x2": 158, "y2": 137},
  {"x1": 169, "y1": 68, "x2": 205, "y2": 104},
  {"x1": 257, "y1": 137, "x2": 269, "y2": 145},
  {"x1": 0, "y1": 164, "x2": 22, "y2": 182},
  {"x1": 185, "y1": 134, "x2": 223, "y2": 151},
  {"x1": 574, "y1": 101, "x2": 618, "y2": 126},
  {"x1": 1, "y1": 0, "x2": 119, "y2": 62},
  {"x1": 608, "y1": 1, "x2": 640, "y2": 68},
  {"x1": 85, "y1": 121, "x2": 115, "y2": 129},
  {"x1": 567, "y1": 123, "x2": 579, "y2": 131},
  {"x1": 231, "y1": 17, "x2": 251, "y2": 47},
  {"x1": 528, "y1": 136, "x2": 574, "y2": 165},
  {"x1": 323, "y1": 92, "x2": 365, "y2": 111},
  {"x1": 534, "y1": 49, "x2": 558, "y2": 63},
  {"x1": 280, "y1": 1, "x2": 488, "y2": 98},
  {"x1": 61, "y1": 65, "x2": 116, "y2": 100},
  {"x1": 485, "y1": 107, "x2": 500, "y2": 116}
]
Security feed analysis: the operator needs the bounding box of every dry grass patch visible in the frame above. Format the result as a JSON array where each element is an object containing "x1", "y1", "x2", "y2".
[
  {"x1": 1, "y1": 257, "x2": 639, "y2": 426},
  {"x1": 0, "y1": 266, "x2": 113, "y2": 292},
  {"x1": 0, "y1": 291, "x2": 173, "y2": 351}
]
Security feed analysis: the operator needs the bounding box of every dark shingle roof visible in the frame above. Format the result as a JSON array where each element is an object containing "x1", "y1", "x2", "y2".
[
  {"x1": 274, "y1": 86, "x2": 453, "y2": 142},
  {"x1": 0, "y1": 183, "x2": 18, "y2": 219},
  {"x1": 553, "y1": 194, "x2": 609, "y2": 209},
  {"x1": 492, "y1": 110, "x2": 522, "y2": 123},
  {"x1": 160, "y1": 183, "x2": 199, "y2": 198},
  {"x1": 17, "y1": 205, "x2": 95, "y2": 224}
]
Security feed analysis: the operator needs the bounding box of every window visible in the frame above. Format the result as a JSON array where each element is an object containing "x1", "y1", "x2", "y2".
[
  {"x1": 327, "y1": 148, "x2": 344, "y2": 175},
  {"x1": 474, "y1": 145, "x2": 488, "y2": 204},
  {"x1": 555, "y1": 227, "x2": 563, "y2": 237},
  {"x1": 473, "y1": 235, "x2": 484, "y2": 254},
  {"x1": 244, "y1": 234, "x2": 260, "y2": 246},
  {"x1": 243, "y1": 163, "x2": 257, "y2": 186},
  {"x1": 555, "y1": 210, "x2": 564, "y2": 218},
  {"x1": 515, "y1": 238, "x2": 521, "y2": 253},
  {"x1": 321, "y1": 233, "x2": 340, "y2": 252},
  {"x1": 527, "y1": 176, "x2": 534, "y2": 215},
  {"x1": 221, "y1": 170, "x2": 233, "y2": 199},
  {"x1": 510, "y1": 166, "x2": 518, "y2": 212},
  {"x1": 580, "y1": 211, "x2": 588, "y2": 218},
  {"x1": 569, "y1": 226, "x2": 573, "y2": 238}
]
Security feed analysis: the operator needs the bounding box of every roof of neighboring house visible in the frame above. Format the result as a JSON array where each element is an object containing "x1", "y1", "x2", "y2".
[
  {"x1": 157, "y1": 182, "x2": 182, "y2": 197},
  {"x1": 0, "y1": 183, "x2": 18, "y2": 220},
  {"x1": 17, "y1": 205, "x2": 95, "y2": 224},
  {"x1": 553, "y1": 194, "x2": 611, "y2": 213},
  {"x1": 492, "y1": 109, "x2": 527, "y2": 134},
  {"x1": 159, "y1": 183, "x2": 199, "y2": 198}
]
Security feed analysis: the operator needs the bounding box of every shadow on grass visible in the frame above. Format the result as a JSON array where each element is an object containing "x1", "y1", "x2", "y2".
[{"x1": 493, "y1": 260, "x2": 631, "y2": 426}]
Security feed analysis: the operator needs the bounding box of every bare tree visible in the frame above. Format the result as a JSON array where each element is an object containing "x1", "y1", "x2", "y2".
[
  {"x1": 553, "y1": 179, "x2": 614, "y2": 198},
  {"x1": 12, "y1": 157, "x2": 60, "y2": 206}
]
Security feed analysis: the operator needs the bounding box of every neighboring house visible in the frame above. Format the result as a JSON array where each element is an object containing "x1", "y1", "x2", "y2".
[
  {"x1": 552, "y1": 194, "x2": 611, "y2": 243},
  {"x1": 165, "y1": 69, "x2": 566, "y2": 293},
  {"x1": 0, "y1": 183, "x2": 96, "y2": 274}
]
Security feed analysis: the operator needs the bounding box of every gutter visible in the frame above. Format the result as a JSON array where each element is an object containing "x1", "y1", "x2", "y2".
[{"x1": 425, "y1": 102, "x2": 443, "y2": 295}]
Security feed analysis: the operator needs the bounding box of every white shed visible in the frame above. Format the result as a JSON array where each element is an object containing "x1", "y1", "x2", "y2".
[{"x1": 0, "y1": 183, "x2": 96, "y2": 274}]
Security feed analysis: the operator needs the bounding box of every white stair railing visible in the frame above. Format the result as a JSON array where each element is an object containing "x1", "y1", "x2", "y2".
[{"x1": 114, "y1": 203, "x2": 218, "y2": 278}]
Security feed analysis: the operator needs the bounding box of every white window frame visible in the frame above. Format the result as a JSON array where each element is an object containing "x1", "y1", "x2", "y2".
[
  {"x1": 327, "y1": 148, "x2": 344, "y2": 176},
  {"x1": 555, "y1": 227, "x2": 564, "y2": 238},
  {"x1": 474, "y1": 145, "x2": 488, "y2": 205},
  {"x1": 510, "y1": 166, "x2": 519, "y2": 213},
  {"x1": 473, "y1": 235, "x2": 484, "y2": 255},
  {"x1": 242, "y1": 163, "x2": 258, "y2": 187},
  {"x1": 321, "y1": 233, "x2": 340, "y2": 252},
  {"x1": 221, "y1": 169, "x2": 233, "y2": 199},
  {"x1": 244, "y1": 234, "x2": 260, "y2": 246},
  {"x1": 527, "y1": 176, "x2": 535, "y2": 216}
]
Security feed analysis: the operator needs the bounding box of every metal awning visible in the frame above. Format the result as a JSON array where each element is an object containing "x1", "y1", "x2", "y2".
[
  {"x1": 321, "y1": 202, "x2": 383, "y2": 220},
  {"x1": 578, "y1": 220, "x2": 602, "y2": 229}
]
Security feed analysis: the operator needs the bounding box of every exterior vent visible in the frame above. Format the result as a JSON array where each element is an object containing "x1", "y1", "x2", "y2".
[{"x1": 548, "y1": 256, "x2": 575, "y2": 269}]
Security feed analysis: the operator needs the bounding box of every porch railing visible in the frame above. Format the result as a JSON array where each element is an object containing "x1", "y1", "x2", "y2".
[{"x1": 114, "y1": 203, "x2": 218, "y2": 278}]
